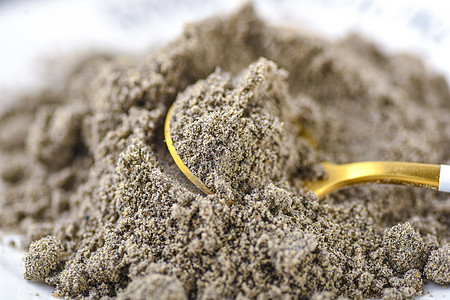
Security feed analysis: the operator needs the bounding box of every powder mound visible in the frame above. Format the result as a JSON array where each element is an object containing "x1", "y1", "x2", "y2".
[
  {"x1": 382, "y1": 222, "x2": 426, "y2": 273},
  {"x1": 53, "y1": 263, "x2": 89, "y2": 297},
  {"x1": 383, "y1": 269, "x2": 423, "y2": 299},
  {"x1": 0, "y1": 3, "x2": 449, "y2": 300},
  {"x1": 117, "y1": 273, "x2": 187, "y2": 300},
  {"x1": 86, "y1": 246, "x2": 123, "y2": 284},
  {"x1": 24, "y1": 236, "x2": 62, "y2": 280},
  {"x1": 171, "y1": 58, "x2": 301, "y2": 197},
  {"x1": 269, "y1": 230, "x2": 318, "y2": 275},
  {"x1": 27, "y1": 104, "x2": 85, "y2": 170},
  {"x1": 424, "y1": 244, "x2": 450, "y2": 285}
]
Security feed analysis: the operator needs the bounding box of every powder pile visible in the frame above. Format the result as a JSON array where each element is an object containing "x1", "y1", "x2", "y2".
[
  {"x1": 0, "y1": 4, "x2": 449, "y2": 299},
  {"x1": 24, "y1": 235, "x2": 63, "y2": 280},
  {"x1": 170, "y1": 57, "x2": 315, "y2": 198}
]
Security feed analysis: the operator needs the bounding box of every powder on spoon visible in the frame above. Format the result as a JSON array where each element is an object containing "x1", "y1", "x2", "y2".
[
  {"x1": 170, "y1": 57, "x2": 319, "y2": 199},
  {"x1": 0, "y1": 4, "x2": 449, "y2": 299}
]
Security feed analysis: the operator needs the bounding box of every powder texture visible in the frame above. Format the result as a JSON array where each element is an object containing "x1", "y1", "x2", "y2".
[
  {"x1": 424, "y1": 243, "x2": 450, "y2": 285},
  {"x1": 0, "y1": 4, "x2": 449, "y2": 300},
  {"x1": 382, "y1": 222, "x2": 426, "y2": 273},
  {"x1": 170, "y1": 58, "x2": 310, "y2": 198},
  {"x1": 24, "y1": 236, "x2": 63, "y2": 280},
  {"x1": 117, "y1": 274, "x2": 187, "y2": 300}
]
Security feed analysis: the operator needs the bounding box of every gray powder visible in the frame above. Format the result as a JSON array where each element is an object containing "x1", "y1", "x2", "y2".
[
  {"x1": 383, "y1": 222, "x2": 427, "y2": 273},
  {"x1": 24, "y1": 236, "x2": 63, "y2": 280},
  {"x1": 424, "y1": 243, "x2": 450, "y2": 285},
  {"x1": 170, "y1": 58, "x2": 315, "y2": 199},
  {"x1": 0, "y1": 4, "x2": 448, "y2": 299},
  {"x1": 117, "y1": 273, "x2": 187, "y2": 300}
]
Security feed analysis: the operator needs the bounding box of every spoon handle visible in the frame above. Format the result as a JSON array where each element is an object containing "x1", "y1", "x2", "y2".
[
  {"x1": 440, "y1": 164, "x2": 450, "y2": 192},
  {"x1": 309, "y1": 161, "x2": 450, "y2": 199}
]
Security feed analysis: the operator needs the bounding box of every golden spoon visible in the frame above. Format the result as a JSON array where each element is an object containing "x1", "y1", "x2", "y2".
[
  {"x1": 165, "y1": 104, "x2": 450, "y2": 199},
  {"x1": 306, "y1": 161, "x2": 449, "y2": 199}
]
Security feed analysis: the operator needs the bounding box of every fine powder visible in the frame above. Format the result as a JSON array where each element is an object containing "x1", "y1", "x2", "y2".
[{"x1": 0, "y1": 4, "x2": 449, "y2": 299}]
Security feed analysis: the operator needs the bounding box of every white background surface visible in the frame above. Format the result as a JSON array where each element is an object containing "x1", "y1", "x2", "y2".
[{"x1": 0, "y1": 0, "x2": 449, "y2": 299}]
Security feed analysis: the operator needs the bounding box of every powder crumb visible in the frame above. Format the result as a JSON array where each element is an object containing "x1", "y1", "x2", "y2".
[
  {"x1": 26, "y1": 104, "x2": 86, "y2": 170},
  {"x1": 383, "y1": 222, "x2": 427, "y2": 273},
  {"x1": 53, "y1": 263, "x2": 89, "y2": 297},
  {"x1": 424, "y1": 243, "x2": 450, "y2": 285},
  {"x1": 117, "y1": 273, "x2": 187, "y2": 300},
  {"x1": 310, "y1": 291, "x2": 336, "y2": 300},
  {"x1": 383, "y1": 269, "x2": 424, "y2": 299},
  {"x1": 24, "y1": 236, "x2": 62, "y2": 280},
  {"x1": 86, "y1": 246, "x2": 124, "y2": 284}
]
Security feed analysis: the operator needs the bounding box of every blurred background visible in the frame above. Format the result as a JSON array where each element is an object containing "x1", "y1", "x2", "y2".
[
  {"x1": 0, "y1": 0, "x2": 449, "y2": 299},
  {"x1": 0, "y1": 0, "x2": 450, "y2": 102}
]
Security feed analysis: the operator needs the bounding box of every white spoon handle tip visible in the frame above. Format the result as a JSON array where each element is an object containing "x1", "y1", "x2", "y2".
[{"x1": 439, "y1": 164, "x2": 450, "y2": 193}]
